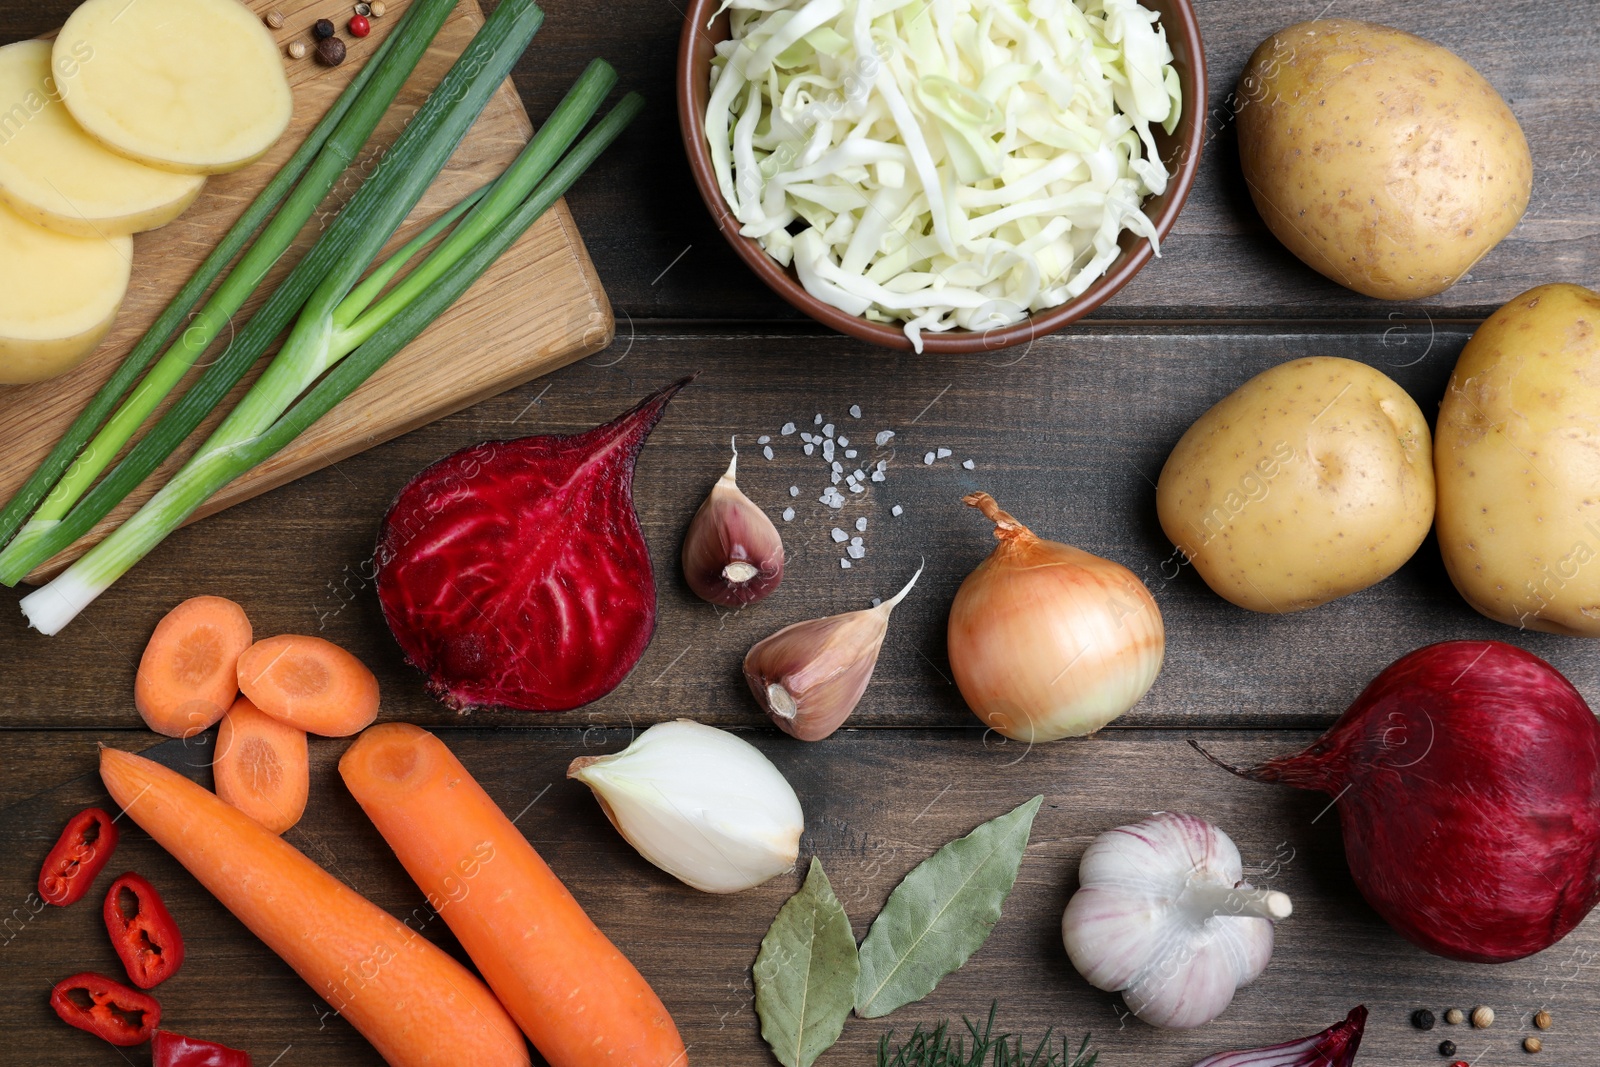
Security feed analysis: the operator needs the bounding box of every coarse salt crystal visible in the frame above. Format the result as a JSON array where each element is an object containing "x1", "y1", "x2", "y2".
[
  {"x1": 763, "y1": 446, "x2": 774, "y2": 460},
  {"x1": 937, "y1": 447, "x2": 952, "y2": 459},
  {"x1": 804, "y1": 443, "x2": 815, "y2": 456},
  {"x1": 831, "y1": 472, "x2": 842, "y2": 485},
  {"x1": 875, "y1": 430, "x2": 895, "y2": 446},
  {"x1": 758, "y1": 435, "x2": 770, "y2": 445},
  {"x1": 832, "y1": 528, "x2": 848, "y2": 543},
  {"x1": 823, "y1": 423, "x2": 835, "y2": 438},
  {"x1": 838, "y1": 436, "x2": 849, "y2": 447},
  {"x1": 855, "y1": 517, "x2": 867, "y2": 532},
  {"x1": 892, "y1": 504, "x2": 904, "y2": 516},
  {"x1": 849, "y1": 405, "x2": 862, "y2": 418},
  {"x1": 782, "y1": 507, "x2": 795, "y2": 521},
  {"x1": 849, "y1": 484, "x2": 864, "y2": 494},
  {"x1": 871, "y1": 597, "x2": 882, "y2": 607},
  {"x1": 801, "y1": 432, "x2": 815, "y2": 443},
  {"x1": 871, "y1": 471, "x2": 886, "y2": 482},
  {"x1": 814, "y1": 414, "x2": 823, "y2": 425},
  {"x1": 924, "y1": 452, "x2": 935, "y2": 465},
  {"x1": 789, "y1": 486, "x2": 799, "y2": 497},
  {"x1": 823, "y1": 441, "x2": 835, "y2": 461},
  {"x1": 852, "y1": 469, "x2": 865, "y2": 480},
  {"x1": 962, "y1": 459, "x2": 975, "y2": 469},
  {"x1": 841, "y1": 559, "x2": 852, "y2": 569},
  {"x1": 831, "y1": 461, "x2": 843, "y2": 473},
  {"x1": 781, "y1": 422, "x2": 796, "y2": 435},
  {"x1": 847, "y1": 544, "x2": 865, "y2": 559},
  {"x1": 850, "y1": 536, "x2": 863, "y2": 546},
  {"x1": 876, "y1": 459, "x2": 888, "y2": 471},
  {"x1": 845, "y1": 449, "x2": 857, "y2": 459}
]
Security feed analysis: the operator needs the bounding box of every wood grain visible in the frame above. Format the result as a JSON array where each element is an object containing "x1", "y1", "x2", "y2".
[
  {"x1": 0, "y1": 0, "x2": 613, "y2": 581},
  {"x1": 4, "y1": 327, "x2": 1597, "y2": 733},
  {"x1": 5, "y1": 727, "x2": 1596, "y2": 1067}
]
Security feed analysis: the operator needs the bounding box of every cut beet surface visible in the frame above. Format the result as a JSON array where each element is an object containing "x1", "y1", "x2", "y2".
[{"x1": 375, "y1": 377, "x2": 692, "y2": 712}]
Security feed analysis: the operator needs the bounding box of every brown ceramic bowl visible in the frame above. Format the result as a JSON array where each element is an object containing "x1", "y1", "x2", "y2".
[{"x1": 677, "y1": 0, "x2": 1207, "y2": 353}]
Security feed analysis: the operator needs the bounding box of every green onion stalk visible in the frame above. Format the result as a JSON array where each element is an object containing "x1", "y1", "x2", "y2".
[
  {"x1": 20, "y1": 73, "x2": 643, "y2": 634},
  {"x1": 0, "y1": 0, "x2": 544, "y2": 589},
  {"x1": 0, "y1": 0, "x2": 460, "y2": 565}
]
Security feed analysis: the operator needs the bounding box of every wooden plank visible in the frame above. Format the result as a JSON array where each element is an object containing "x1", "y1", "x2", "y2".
[
  {"x1": 5, "y1": 325, "x2": 1598, "y2": 732},
  {"x1": 4, "y1": 727, "x2": 1596, "y2": 1066},
  {"x1": 0, "y1": 0, "x2": 612, "y2": 581}
]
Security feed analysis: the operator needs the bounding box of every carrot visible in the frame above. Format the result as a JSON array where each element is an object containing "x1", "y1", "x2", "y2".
[
  {"x1": 134, "y1": 595, "x2": 252, "y2": 738},
  {"x1": 100, "y1": 747, "x2": 530, "y2": 1067},
  {"x1": 236, "y1": 634, "x2": 379, "y2": 736},
  {"x1": 213, "y1": 695, "x2": 309, "y2": 834},
  {"x1": 340, "y1": 723, "x2": 687, "y2": 1067}
]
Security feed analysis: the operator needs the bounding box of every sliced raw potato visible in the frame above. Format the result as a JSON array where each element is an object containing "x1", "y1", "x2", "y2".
[
  {"x1": 54, "y1": 0, "x2": 293, "y2": 175},
  {"x1": 0, "y1": 41, "x2": 205, "y2": 238},
  {"x1": 0, "y1": 198, "x2": 131, "y2": 385}
]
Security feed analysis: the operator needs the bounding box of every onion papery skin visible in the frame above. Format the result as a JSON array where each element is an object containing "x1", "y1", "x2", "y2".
[
  {"x1": 1199, "y1": 640, "x2": 1600, "y2": 963},
  {"x1": 1189, "y1": 1006, "x2": 1366, "y2": 1067},
  {"x1": 949, "y1": 494, "x2": 1164, "y2": 743}
]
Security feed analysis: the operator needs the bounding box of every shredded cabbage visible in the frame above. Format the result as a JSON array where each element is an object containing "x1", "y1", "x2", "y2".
[{"x1": 706, "y1": 0, "x2": 1182, "y2": 351}]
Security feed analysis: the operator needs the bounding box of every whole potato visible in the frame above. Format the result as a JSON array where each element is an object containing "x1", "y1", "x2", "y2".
[
  {"x1": 1236, "y1": 19, "x2": 1532, "y2": 300},
  {"x1": 1157, "y1": 356, "x2": 1434, "y2": 613},
  {"x1": 1435, "y1": 283, "x2": 1600, "y2": 636}
]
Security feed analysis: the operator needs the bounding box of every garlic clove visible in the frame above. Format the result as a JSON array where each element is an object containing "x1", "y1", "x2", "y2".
[
  {"x1": 682, "y1": 440, "x2": 784, "y2": 607},
  {"x1": 744, "y1": 564, "x2": 922, "y2": 741},
  {"x1": 568, "y1": 719, "x2": 803, "y2": 894}
]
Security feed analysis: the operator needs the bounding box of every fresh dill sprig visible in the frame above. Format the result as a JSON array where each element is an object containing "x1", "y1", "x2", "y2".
[{"x1": 876, "y1": 1003, "x2": 1098, "y2": 1067}]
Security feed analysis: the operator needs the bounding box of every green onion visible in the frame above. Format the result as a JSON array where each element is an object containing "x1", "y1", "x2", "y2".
[
  {"x1": 20, "y1": 52, "x2": 642, "y2": 633},
  {"x1": 0, "y1": 0, "x2": 545, "y2": 588},
  {"x1": 0, "y1": 0, "x2": 459, "y2": 570}
]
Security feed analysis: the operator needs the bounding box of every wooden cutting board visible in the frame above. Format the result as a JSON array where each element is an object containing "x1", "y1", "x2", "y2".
[{"x1": 0, "y1": 0, "x2": 613, "y2": 583}]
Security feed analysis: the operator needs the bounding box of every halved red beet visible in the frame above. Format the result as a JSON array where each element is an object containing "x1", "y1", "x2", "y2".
[{"x1": 375, "y1": 378, "x2": 690, "y2": 712}]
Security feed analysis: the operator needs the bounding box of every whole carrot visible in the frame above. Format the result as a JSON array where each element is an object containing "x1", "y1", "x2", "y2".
[
  {"x1": 340, "y1": 723, "x2": 687, "y2": 1067},
  {"x1": 99, "y1": 747, "x2": 529, "y2": 1067}
]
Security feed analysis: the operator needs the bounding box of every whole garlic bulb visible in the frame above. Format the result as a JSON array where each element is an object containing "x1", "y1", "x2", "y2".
[
  {"x1": 568, "y1": 719, "x2": 803, "y2": 893},
  {"x1": 1062, "y1": 812, "x2": 1290, "y2": 1029}
]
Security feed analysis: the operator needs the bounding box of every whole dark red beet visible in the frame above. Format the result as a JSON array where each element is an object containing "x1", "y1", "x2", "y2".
[
  {"x1": 1197, "y1": 640, "x2": 1600, "y2": 963},
  {"x1": 375, "y1": 379, "x2": 689, "y2": 712}
]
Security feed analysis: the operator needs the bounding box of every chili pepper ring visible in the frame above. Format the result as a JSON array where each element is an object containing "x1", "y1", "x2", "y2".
[
  {"x1": 38, "y1": 807, "x2": 119, "y2": 906},
  {"x1": 104, "y1": 872, "x2": 186, "y2": 988},
  {"x1": 49, "y1": 972, "x2": 160, "y2": 1046}
]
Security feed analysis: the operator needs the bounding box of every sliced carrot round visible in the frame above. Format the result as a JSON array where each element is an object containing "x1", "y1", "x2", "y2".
[
  {"x1": 236, "y1": 635, "x2": 379, "y2": 737},
  {"x1": 134, "y1": 595, "x2": 252, "y2": 738},
  {"x1": 214, "y1": 695, "x2": 309, "y2": 835}
]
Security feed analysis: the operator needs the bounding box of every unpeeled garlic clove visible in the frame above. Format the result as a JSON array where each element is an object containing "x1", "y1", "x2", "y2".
[
  {"x1": 681, "y1": 440, "x2": 784, "y2": 607},
  {"x1": 567, "y1": 719, "x2": 803, "y2": 893},
  {"x1": 744, "y1": 564, "x2": 921, "y2": 741}
]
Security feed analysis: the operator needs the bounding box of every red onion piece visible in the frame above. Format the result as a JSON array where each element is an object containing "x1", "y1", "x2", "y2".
[
  {"x1": 375, "y1": 378, "x2": 690, "y2": 712},
  {"x1": 1190, "y1": 1006, "x2": 1366, "y2": 1067},
  {"x1": 1196, "y1": 640, "x2": 1600, "y2": 963}
]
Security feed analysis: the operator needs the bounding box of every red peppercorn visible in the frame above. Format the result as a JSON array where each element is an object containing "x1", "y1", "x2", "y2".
[{"x1": 349, "y1": 14, "x2": 370, "y2": 36}]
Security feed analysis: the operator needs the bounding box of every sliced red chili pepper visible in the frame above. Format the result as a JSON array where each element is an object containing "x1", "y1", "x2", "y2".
[
  {"x1": 104, "y1": 872, "x2": 185, "y2": 988},
  {"x1": 49, "y1": 971, "x2": 160, "y2": 1046},
  {"x1": 38, "y1": 807, "x2": 119, "y2": 906},
  {"x1": 153, "y1": 1030, "x2": 253, "y2": 1066}
]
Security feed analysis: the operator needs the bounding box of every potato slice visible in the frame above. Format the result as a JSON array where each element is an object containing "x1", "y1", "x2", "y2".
[
  {"x1": 0, "y1": 197, "x2": 131, "y2": 385},
  {"x1": 0, "y1": 41, "x2": 205, "y2": 238},
  {"x1": 54, "y1": 0, "x2": 292, "y2": 175}
]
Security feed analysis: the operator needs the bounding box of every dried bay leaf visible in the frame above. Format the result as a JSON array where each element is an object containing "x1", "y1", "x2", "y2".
[
  {"x1": 855, "y1": 795, "x2": 1043, "y2": 1018},
  {"x1": 756, "y1": 857, "x2": 860, "y2": 1067}
]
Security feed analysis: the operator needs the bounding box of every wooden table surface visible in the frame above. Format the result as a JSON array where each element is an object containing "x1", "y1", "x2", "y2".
[{"x1": 3, "y1": 1, "x2": 1598, "y2": 1065}]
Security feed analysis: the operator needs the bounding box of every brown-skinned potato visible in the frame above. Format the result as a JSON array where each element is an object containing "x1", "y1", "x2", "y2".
[
  {"x1": 1236, "y1": 19, "x2": 1532, "y2": 300},
  {"x1": 1435, "y1": 283, "x2": 1600, "y2": 636}
]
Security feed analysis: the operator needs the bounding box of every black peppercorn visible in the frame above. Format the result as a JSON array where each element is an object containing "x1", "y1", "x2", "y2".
[
  {"x1": 1413, "y1": 1009, "x2": 1436, "y2": 1031},
  {"x1": 1439, "y1": 1039, "x2": 1457, "y2": 1057},
  {"x1": 313, "y1": 18, "x2": 336, "y2": 39},
  {"x1": 315, "y1": 35, "x2": 346, "y2": 66}
]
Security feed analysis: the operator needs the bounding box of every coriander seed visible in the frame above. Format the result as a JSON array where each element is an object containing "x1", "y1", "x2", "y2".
[
  {"x1": 264, "y1": 10, "x2": 285, "y2": 28},
  {"x1": 1524, "y1": 1036, "x2": 1542, "y2": 1053},
  {"x1": 1444, "y1": 1008, "x2": 1464, "y2": 1025},
  {"x1": 370, "y1": 0, "x2": 387, "y2": 14},
  {"x1": 315, "y1": 35, "x2": 346, "y2": 66},
  {"x1": 286, "y1": 39, "x2": 307, "y2": 59},
  {"x1": 1533, "y1": 1009, "x2": 1552, "y2": 1030},
  {"x1": 1471, "y1": 1005, "x2": 1494, "y2": 1028},
  {"x1": 1412, "y1": 1009, "x2": 1436, "y2": 1030},
  {"x1": 313, "y1": 18, "x2": 336, "y2": 39}
]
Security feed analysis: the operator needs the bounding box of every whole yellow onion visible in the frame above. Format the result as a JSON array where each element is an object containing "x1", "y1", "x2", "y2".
[{"x1": 948, "y1": 492, "x2": 1164, "y2": 742}]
